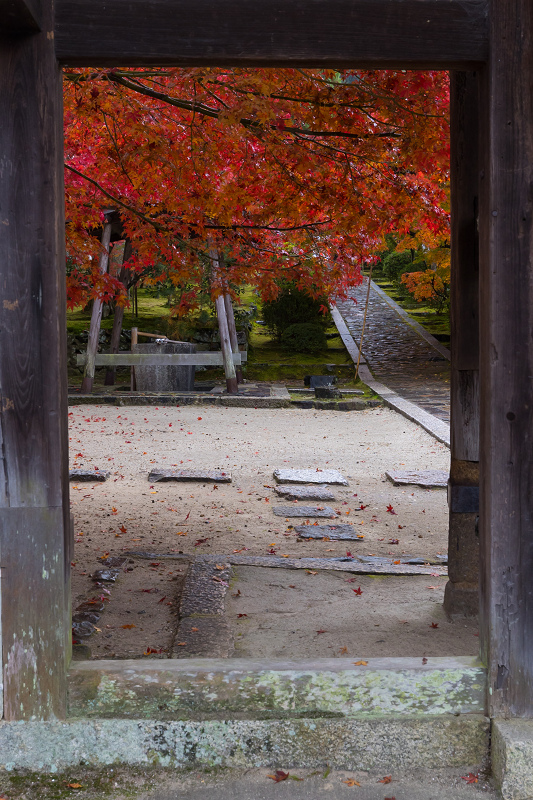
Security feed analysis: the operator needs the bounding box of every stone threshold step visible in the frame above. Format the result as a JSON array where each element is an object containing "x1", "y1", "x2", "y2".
[
  {"x1": 68, "y1": 656, "x2": 486, "y2": 721},
  {"x1": 0, "y1": 713, "x2": 489, "y2": 773}
]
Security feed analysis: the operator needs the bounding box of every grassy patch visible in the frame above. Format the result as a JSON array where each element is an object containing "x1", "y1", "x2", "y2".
[
  {"x1": 372, "y1": 269, "x2": 450, "y2": 343},
  {"x1": 67, "y1": 292, "x2": 170, "y2": 338}
]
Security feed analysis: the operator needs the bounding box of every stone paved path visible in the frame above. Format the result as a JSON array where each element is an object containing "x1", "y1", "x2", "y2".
[{"x1": 335, "y1": 281, "x2": 450, "y2": 422}]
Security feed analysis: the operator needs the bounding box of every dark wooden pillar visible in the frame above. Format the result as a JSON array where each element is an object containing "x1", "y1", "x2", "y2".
[
  {"x1": 0, "y1": 3, "x2": 71, "y2": 718},
  {"x1": 478, "y1": 0, "x2": 533, "y2": 716},
  {"x1": 444, "y1": 71, "x2": 480, "y2": 617}
]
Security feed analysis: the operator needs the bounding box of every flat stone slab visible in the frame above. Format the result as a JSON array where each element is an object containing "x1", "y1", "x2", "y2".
[
  {"x1": 294, "y1": 524, "x2": 362, "y2": 539},
  {"x1": 273, "y1": 468, "x2": 348, "y2": 485},
  {"x1": 273, "y1": 505, "x2": 336, "y2": 518},
  {"x1": 386, "y1": 469, "x2": 448, "y2": 488},
  {"x1": 275, "y1": 484, "x2": 336, "y2": 501},
  {"x1": 149, "y1": 468, "x2": 231, "y2": 483},
  {"x1": 173, "y1": 616, "x2": 234, "y2": 659},
  {"x1": 228, "y1": 554, "x2": 447, "y2": 576},
  {"x1": 69, "y1": 469, "x2": 110, "y2": 482},
  {"x1": 179, "y1": 556, "x2": 232, "y2": 617}
]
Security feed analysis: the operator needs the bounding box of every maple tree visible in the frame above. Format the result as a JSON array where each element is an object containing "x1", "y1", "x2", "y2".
[{"x1": 63, "y1": 68, "x2": 450, "y2": 312}]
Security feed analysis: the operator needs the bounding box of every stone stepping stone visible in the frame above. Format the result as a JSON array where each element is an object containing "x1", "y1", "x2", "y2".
[
  {"x1": 385, "y1": 469, "x2": 448, "y2": 488},
  {"x1": 69, "y1": 469, "x2": 109, "y2": 482},
  {"x1": 275, "y1": 484, "x2": 336, "y2": 501},
  {"x1": 149, "y1": 468, "x2": 231, "y2": 483},
  {"x1": 273, "y1": 468, "x2": 348, "y2": 485},
  {"x1": 294, "y1": 524, "x2": 362, "y2": 539},
  {"x1": 273, "y1": 505, "x2": 336, "y2": 518}
]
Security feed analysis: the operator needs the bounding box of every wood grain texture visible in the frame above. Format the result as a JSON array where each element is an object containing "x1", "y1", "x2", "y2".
[
  {"x1": 76, "y1": 352, "x2": 246, "y2": 366},
  {"x1": 54, "y1": 0, "x2": 488, "y2": 68},
  {"x1": 0, "y1": 0, "x2": 42, "y2": 32},
  {"x1": 0, "y1": 508, "x2": 68, "y2": 719},
  {"x1": 478, "y1": 0, "x2": 533, "y2": 717},
  {"x1": 0, "y1": 1, "x2": 70, "y2": 718}
]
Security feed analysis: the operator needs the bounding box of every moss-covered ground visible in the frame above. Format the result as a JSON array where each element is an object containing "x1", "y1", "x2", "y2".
[
  {"x1": 67, "y1": 289, "x2": 356, "y2": 388},
  {"x1": 371, "y1": 269, "x2": 450, "y2": 345}
]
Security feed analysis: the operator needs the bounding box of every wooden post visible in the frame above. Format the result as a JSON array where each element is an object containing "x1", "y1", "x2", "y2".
[
  {"x1": 104, "y1": 240, "x2": 132, "y2": 386},
  {"x1": 215, "y1": 295, "x2": 239, "y2": 394},
  {"x1": 224, "y1": 293, "x2": 243, "y2": 384},
  {"x1": 0, "y1": 1, "x2": 71, "y2": 718},
  {"x1": 80, "y1": 216, "x2": 113, "y2": 393},
  {"x1": 130, "y1": 326, "x2": 138, "y2": 391},
  {"x1": 444, "y1": 71, "x2": 480, "y2": 617},
  {"x1": 478, "y1": 0, "x2": 533, "y2": 716}
]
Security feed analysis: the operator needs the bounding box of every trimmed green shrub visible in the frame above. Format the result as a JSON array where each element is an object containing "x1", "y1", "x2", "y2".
[
  {"x1": 281, "y1": 322, "x2": 327, "y2": 354},
  {"x1": 382, "y1": 250, "x2": 413, "y2": 281},
  {"x1": 261, "y1": 284, "x2": 330, "y2": 340}
]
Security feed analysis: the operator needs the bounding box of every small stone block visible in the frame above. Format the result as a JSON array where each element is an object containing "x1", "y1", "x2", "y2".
[
  {"x1": 98, "y1": 556, "x2": 128, "y2": 569},
  {"x1": 315, "y1": 386, "x2": 342, "y2": 399},
  {"x1": 69, "y1": 469, "x2": 110, "y2": 482},
  {"x1": 493, "y1": 719, "x2": 533, "y2": 800},
  {"x1": 273, "y1": 468, "x2": 348, "y2": 485},
  {"x1": 76, "y1": 601, "x2": 105, "y2": 613},
  {"x1": 91, "y1": 569, "x2": 118, "y2": 582},
  {"x1": 386, "y1": 469, "x2": 448, "y2": 488},
  {"x1": 294, "y1": 524, "x2": 361, "y2": 539},
  {"x1": 305, "y1": 375, "x2": 336, "y2": 388},
  {"x1": 273, "y1": 505, "x2": 336, "y2": 518},
  {"x1": 149, "y1": 469, "x2": 231, "y2": 483},
  {"x1": 275, "y1": 484, "x2": 336, "y2": 501}
]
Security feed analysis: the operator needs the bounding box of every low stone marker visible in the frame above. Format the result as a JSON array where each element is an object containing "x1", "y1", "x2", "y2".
[
  {"x1": 69, "y1": 469, "x2": 110, "y2": 482},
  {"x1": 385, "y1": 469, "x2": 448, "y2": 488},
  {"x1": 273, "y1": 505, "x2": 336, "y2": 518},
  {"x1": 294, "y1": 524, "x2": 362, "y2": 539},
  {"x1": 275, "y1": 484, "x2": 336, "y2": 501},
  {"x1": 149, "y1": 468, "x2": 231, "y2": 483},
  {"x1": 273, "y1": 468, "x2": 348, "y2": 485}
]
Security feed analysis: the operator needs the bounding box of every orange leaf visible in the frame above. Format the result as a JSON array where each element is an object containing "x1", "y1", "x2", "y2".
[
  {"x1": 353, "y1": 660, "x2": 368, "y2": 666},
  {"x1": 343, "y1": 779, "x2": 361, "y2": 786},
  {"x1": 378, "y1": 776, "x2": 392, "y2": 784},
  {"x1": 121, "y1": 624, "x2": 136, "y2": 629}
]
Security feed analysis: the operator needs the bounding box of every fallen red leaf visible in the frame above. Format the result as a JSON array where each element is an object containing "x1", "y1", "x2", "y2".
[
  {"x1": 352, "y1": 587, "x2": 363, "y2": 595},
  {"x1": 316, "y1": 629, "x2": 327, "y2": 634},
  {"x1": 267, "y1": 770, "x2": 289, "y2": 782},
  {"x1": 121, "y1": 624, "x2": 136, "y2": 629},
  {"x1": 386, "y1": 505, "x2": 397, "y2": 514},
  {"x1": 430, "y1": 622, "x2": 439, "y2": 628},
  {"x1": 378, "y1": 776, "x2": 392, "y2": 784},
  {"x1": 461, "y1": 773, "x2": 479, "y2": 784}
]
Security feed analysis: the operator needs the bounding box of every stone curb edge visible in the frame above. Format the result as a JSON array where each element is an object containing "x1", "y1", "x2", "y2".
[
  {"x1": 329, "y1": 305, "x2": 450, "y2": 448},
  {"x1": 370, "y1": 280, "x2": 451, "y2": 361}
]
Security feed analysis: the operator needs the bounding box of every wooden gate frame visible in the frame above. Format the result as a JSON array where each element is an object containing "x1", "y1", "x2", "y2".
[{"x1": 1, "y1": 0, "x2": 532, "y2": 720}]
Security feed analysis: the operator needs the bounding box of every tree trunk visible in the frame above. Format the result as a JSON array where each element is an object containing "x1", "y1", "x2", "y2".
[
  {"x1": 224, "y1": 292, "x2": 243, "y2": 383},
  {"x1": 80, "y1": 217, "x2": 113, "y2": 393},
  {"x1": 104, "y1": 241, "x2": 132, "y2": 386},
  {"x1": 215, "y1": 294, "x2": 238, "y2": 394}
]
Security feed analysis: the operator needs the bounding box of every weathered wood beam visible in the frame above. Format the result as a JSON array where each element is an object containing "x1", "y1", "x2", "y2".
[
  {"x1": 0, "y1": 0, "x2": 70, "y2": 718},
  {"x1": 478, "y1": 0, "x2": 533, "y2": 717},
  {"x1": 0, "y1": 0, "x2": 42, "y2": 32},
  {"x1": 55, "y1": 0, "x2": 488, "y2": 68},
  {"x1": 76, "y1": 352, "x2": 247, "y2": 366},
  {"x1": 444, "y1": 70, "x2": 480, "y2": 617}
]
